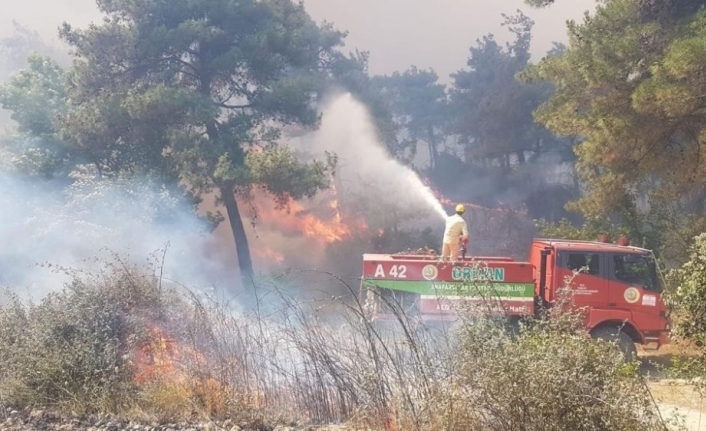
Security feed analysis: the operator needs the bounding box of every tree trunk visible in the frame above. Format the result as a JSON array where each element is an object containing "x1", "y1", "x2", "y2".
[
  {"x1": 427, "y1": 141, "x2": 435, "y2": 170},
  {"x1": 196, "y1": 72, "x2": 255, "y2": 286},
  {"x1": 427, "y1": 125, "x2": 438, "y2": 171},
  {"x1": 221, "y1": 186, "x2": 254, "y2": 280}
]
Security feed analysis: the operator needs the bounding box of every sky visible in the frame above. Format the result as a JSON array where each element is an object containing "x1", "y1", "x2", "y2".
[{"x1": 1, "y1": 0, "x2": 597, "y2": 81}]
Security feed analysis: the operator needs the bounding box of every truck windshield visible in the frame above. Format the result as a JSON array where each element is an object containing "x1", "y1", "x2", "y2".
[{"x1": 613, "y1": 253, "x2": 662, "y2": 293}]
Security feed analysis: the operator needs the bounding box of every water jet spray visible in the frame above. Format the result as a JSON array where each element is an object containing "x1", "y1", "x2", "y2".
[{"x1": 308, "y1": 93, "x2": 449, "y2": 222}]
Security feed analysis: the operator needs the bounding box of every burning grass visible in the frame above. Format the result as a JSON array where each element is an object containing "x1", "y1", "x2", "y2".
[{"x1": 0, "y1": 256, "x2": 685, "y2": 430}]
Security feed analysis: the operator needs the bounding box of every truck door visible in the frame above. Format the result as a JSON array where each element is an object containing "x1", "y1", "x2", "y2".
[
  {"x1": 607, "y1": 253, "x2": 664, "y2": 326},
  {"x1": 557, "y1": 251, "x2": 608, "y2": 308}
]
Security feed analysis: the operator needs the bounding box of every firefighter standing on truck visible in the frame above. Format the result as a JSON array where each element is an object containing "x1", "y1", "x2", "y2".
[{"x1": 441, "y1": 204, "x2": 469, "y2": 262}]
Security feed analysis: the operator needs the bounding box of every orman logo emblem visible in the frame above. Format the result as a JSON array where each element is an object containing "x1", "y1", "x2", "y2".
[
  {"x1": 422, "y1": 264, "x2": 438, "y2": 281},
  {"x1": 624, "y1": 287, "x2": 640, "y2": 304}
]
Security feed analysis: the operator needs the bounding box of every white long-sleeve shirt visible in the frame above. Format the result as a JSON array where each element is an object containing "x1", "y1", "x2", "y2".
[{"x1": 443, "y1": 213, "x2": 468, "y2": 244}]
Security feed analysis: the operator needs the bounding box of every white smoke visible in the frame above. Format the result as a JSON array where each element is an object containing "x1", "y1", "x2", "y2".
[
  {"x1": 0, "y1": 172, "x2": 231, "y2": 297},
  {"x1": 300, "y1": 93, "x2": 448, "y2": 223}
]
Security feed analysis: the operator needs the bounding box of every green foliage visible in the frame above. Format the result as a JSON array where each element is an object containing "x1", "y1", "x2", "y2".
[
  {"x1": 666, "y1": 233, "x2": 706, "y2": 346},
  {"x1": 523, "y1": 0, "x2": 706, "y2": 263},
  {"x1": 0, "y1": 55, "x2": 71, "y2": 178},
  {"x1": 525, "y1": 0, "x2": 555, "y2": 6},
  {"x1": 526, "y1": 0, "x2": 706, "y2": 17},
  {"x1": 449, "y1": 11, "x2": 566, "y2": 166},
  {"x1": 0, "y1": 259, "x2": 680, "y2": 428},
  {"x1": 635, "y1": 0, "x2": 706, "y2": 22},
  {"x1": 57, "y1": 0, "x2": 350, "y2": 276},
  {"x1": 245, "y1": 146, "x2": 335, "y2": 208},
  {"x1": 0, "y1": 55, "x2": 66, "y2": 136},
  {"x1": 436, "y1": 11, "x2": 577, "y2": 221},
  {"x1": 663, "y1": 233, "x2": 706, "y2": 393},
  {"x1": 0, "y1": 23, "x2": 61, "y2": 82},
  {"x1": 326, "y1": 51, "x2": 403, "y2": 157},
  {"x1": 536, "y1": 216, "x2": 629, "y2": 242},
  {"x1": 372, "y1": 67, "x2": 449, "y2": 168}
]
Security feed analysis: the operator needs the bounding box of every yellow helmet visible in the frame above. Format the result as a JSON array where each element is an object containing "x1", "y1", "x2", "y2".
[{"x1": 455, "y1": 204, "x2": 466, "y2": 214}]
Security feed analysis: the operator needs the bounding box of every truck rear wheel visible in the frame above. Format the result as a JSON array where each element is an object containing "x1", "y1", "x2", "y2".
[{"x1": 591, "y1": 326, "x2": 637, "y2": 362}]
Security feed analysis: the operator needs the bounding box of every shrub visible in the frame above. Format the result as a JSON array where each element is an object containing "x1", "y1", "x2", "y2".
[
  {"x1": 0, "y1": 255, "x2": 179, "y2": 414},
  {"x1": 666, "y1": 233, "x2": 706, "y2": 346},
  {"x1": 663, "y1": 233, "x2": 706, "y2": 391},
  {"x1": 442, "y1": 308, "x2": 669, "y2": 431}
]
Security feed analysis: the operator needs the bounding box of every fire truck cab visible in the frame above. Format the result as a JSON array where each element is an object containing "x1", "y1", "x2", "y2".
[
  {"x1": 361, "y1": 238, "x2": 670, "y2": 359},
  {"x1": 532, "y1": 239, "x2": 669, "y2": 349}
]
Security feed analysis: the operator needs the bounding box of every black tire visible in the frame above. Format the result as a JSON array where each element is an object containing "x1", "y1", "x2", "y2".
[{"x1": 591, "y1": 326, "x2": 638, "y2": 362}]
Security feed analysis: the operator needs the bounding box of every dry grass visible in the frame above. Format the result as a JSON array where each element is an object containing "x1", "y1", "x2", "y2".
[{"x1": 0, "y1": 257, "x2": 690, "y2": 430}]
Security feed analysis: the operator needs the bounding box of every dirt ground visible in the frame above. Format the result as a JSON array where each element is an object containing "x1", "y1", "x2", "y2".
[
  {"x1": 639, "y1": 345, "x2": 706, "y2": 430},
  {"x1": 638, "y1": 343, "x2": 701, "y2": 378},
  {"x1": 649, "y1": 380, "x2": 705, "y2": 431}
]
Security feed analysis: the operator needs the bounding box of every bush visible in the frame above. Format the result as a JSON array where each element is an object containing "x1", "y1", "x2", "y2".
[
  {"x1": 441, "y1": 307, "x2": 668, "y2": 431},
  {"x1": 666, "y1": 233, "x2": 706, "y2": 346},
  {"x1": 663, "y1": 233, "x2": 706, "y2": 391},
  {"x1": 0, "y1": 255, "x2": 180, "y2": 414}
]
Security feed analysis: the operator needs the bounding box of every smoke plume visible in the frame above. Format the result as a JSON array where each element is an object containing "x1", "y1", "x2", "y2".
[{"x1": 0, "y1": 172, "x2": 231, "y2": 297}]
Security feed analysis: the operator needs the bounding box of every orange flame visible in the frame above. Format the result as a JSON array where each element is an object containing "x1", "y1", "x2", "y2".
[
  {"x1": 245, "y1": 185, "x2": 366, "y2": 247},
  {"x1": 296, "y1": 202, "x2": 351, "y2": 244},
  {"x1": 133, "y1": 326, "x2": 185, "y2": 385},
  {"x1": 132, "y1": 324, "x2": 261, "y2": 416}
]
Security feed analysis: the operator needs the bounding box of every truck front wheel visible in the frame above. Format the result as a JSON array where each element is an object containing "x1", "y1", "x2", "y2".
[{"x1": 591, "y1": 326, "x2": 637, "y2": 362}]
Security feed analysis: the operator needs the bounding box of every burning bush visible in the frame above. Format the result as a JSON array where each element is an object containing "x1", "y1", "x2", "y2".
[
  {"x1": 0, "y1": 261, "x2": 155, "y2": 413},
  {"x1": 0, "y1": 253, "x2": 234, "y2": 419}
]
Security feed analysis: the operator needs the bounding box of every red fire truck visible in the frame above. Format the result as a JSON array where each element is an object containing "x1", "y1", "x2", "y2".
[{"x1": 360, "y1": 238, "x2": 670, "y2": 358}]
